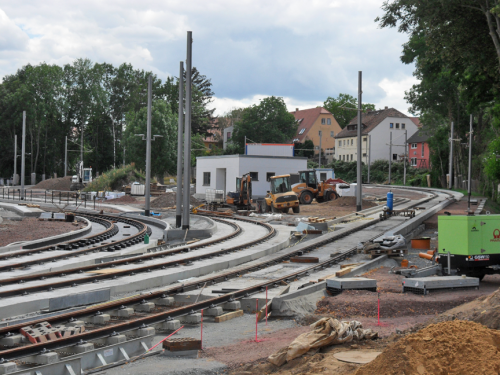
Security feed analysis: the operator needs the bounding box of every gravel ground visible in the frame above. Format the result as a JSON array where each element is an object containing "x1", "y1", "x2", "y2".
[{"x1": 0, "y1": 217, "x2": 83, "y2": 246}]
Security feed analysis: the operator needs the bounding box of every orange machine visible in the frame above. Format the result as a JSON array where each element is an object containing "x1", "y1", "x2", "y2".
[
  {"x1": 292, "y1": 170, "x2": 338, "y2": 205},
  {"x1": 226, "y1": 173, "x2": 254, "y2": 210}
]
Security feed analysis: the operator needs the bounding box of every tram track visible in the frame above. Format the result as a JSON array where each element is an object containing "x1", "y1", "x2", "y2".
[{"x1": 0, "y1": 186, "x2": 455, "y2": 362}]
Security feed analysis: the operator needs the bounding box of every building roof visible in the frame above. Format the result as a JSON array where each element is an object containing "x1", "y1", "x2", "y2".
[
  {"x1": 335, "y1": 107, "x2": 409, "y2": 139},
  {"x1": 290, "y1": 107, "x2": 333, "y2": 143},
  {"x1": 407, "y1": 130, "x2": 430, "y2": 143},
  {"x1": 203, "y1": 118, "x2": 221, "y2": 144},
  {"x1": 409, "y1": 117, "x2": 421, "y2": 128}
]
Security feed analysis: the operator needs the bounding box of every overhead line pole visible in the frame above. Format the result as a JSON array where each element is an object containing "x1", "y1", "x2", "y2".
[
  {"x1": 388, "y1": 132, "x2": 392, "y2": 184},
  {"x1": 21, "y1": 111, "x2": 26, "y2": 199},
  {"x1": 13, "y1": 135, "x2": 17, "y2": 186},
  {"x1": 356, "y1": 71, "x2": 362, "y2": 211},
  {"x1": 182, "y1": 31, "x2": 193, "y2": 230},
  {"x1": 144, "y1": 75, "x2": 152, "y2": 217},
  {"x1": 403, "y1": 130, "x2": 407, "y2": 185},
  {"x1": 367, "y1": 134, "x2": 371, "y2": 184},
  {"x1": 467, "y1": 115, "x2": 473, "y2": 212},
  {"x1": 449, "y1": 122, "x2": 454, "y2": 189},
  {"x1": 176, "y1": 61, "x2": 185, "y2": 228},
  {"x1": 64, "y1": 136, "x2": 67, "y2": 177}
]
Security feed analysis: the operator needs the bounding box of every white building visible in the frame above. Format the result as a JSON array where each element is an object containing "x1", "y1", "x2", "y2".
[
  {"x1": 335, "y1": 107, "x2": 419, "y2": 164},
  {"x1": 195, "y1": 154, "x2": 308, "y2": 197}
]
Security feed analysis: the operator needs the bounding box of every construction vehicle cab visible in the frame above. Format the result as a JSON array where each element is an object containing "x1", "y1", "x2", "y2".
[
  {"x1": 70, "y1": 161, "x2": 92, "y2": 191},
  {"x1": 226, "y1": 173, "x2": 254, "y2": 210},
  {"x1": 264, "y1": 175, "x2": 300, "y2": 214},
  {"x1": 292, "y1": 169, "x2": 338, "y2": 204}
]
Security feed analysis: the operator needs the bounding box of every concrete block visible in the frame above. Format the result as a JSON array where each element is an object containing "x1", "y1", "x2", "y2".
[
  {"x1": 0, "y1": 362, "x2": 17, "y2": 374},
  {"x1": 107, "y1": 335, "x2": 127, "y2": 345},
  {"x1": 110, "y1": 308, "x2": 134, "y2": 317},
  {"x1": 204, "y1": 306, "x2": 223, "y2": 316},
  {"x1": 155, "y1": 297, "x2": 175, "y2": 306},
  {"x1": 0, "y1": 334, "x2": 23, "y2": 346},
  {"x1": 32, "y1": 352, "x2": 59, "y2": 364},
  {"x1": 180, "y1": 313, "x2": 201, "y2": 324},
  {"x1": 161, "y1": 320, "x2": 181, "y2": 331},
  {"x1": 215, "y1": 309, "x2": 244, "y2": 323},
  {"x1": 222, "y1": 301, "x2": 241, "y2": 311},
  {"x1": 87, "y1": 314, "x2": 110, "y2": 325},
  {"x1": 137, "y1": 327, "x2": 155, "y2": 337},
  {"x1": 66, "y1": 343, "x2": 94, "y2": 353},
  {"x1": 326, "y1": 277, "x2": 377, "y2": 290},
  {"x1": 66, "y1": 320, "x2": 85, "y2": 327},
  {"x1": 135, "y1": 302, "x2": 155, "y2": 312}
]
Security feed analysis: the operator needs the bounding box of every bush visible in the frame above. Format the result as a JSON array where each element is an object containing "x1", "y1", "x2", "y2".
[{"x1": 83, "y1": 164, "x2": 145, "y2": 192}]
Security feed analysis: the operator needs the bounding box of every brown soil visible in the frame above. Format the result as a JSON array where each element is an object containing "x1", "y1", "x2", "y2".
[
  {"x1": 0, "y1": 217, "x2": 83, "y2": 246},
  {"x1": 363, "y1": 187, "x2": 428, "y2": 201},
  {"x1": 423, "y1": 198, "x2": 472, "y2": 229},
  {"x1": 150, "y1": 192, "x2": 201, "y2": 208},
  {"x1": 107, "y1": 195, "x2": 138, "y2": 205},
  {"x1": 32, "y1": 176, "x2": 72, "y2": 191},
  {"x1": 299, "y1": 197, "x2": 377, "y2": 219},
  {"x1": 356, "y1": 320, "x2": 500, "y2": 375}
]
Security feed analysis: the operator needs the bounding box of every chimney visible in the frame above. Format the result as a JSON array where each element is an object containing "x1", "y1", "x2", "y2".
[
  {"x1": 296, "y1": 108, "x2": 299, "y2": 112},
  {"x1": 384, "y1": 106, "x2": 388, "y2": 110}
]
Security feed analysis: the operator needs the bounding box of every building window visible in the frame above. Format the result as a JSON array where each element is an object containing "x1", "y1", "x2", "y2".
[
  {"x1": 203, "y1": 172, "x2": 211, "y2": 186},
  {"x1": 343, "y1": 140, "x2": 346, "y2": 146},
  {"x1": 422, "y1": 143, "x2": 425, "y2": 157},
  {"x1": 343, "y1": 155, "x2": 346, "y2": 161},
  {"x1": 338, "y1": 140, "x2": 341, "y2": 147},
  {"x1": 266, "y1": 172, "x2": 275, "y2": 181},
  {"x1": 227, "y1": 132, "x2": 231, "y2": 139},
  {"x1": 363, "y1": 153, "x2": 367, "y2": 157},
  {"x1": 402, "y1": 123, "x2": 405, "y2": 129},
  {"x1": 208, "y1": 144, "x2": 213, "y2": 149},
  {"x1": 327, "y1": 118, "x2": 331, "y2": 125},
  {"x1": 351, "y1": 139, "x2": 353, "y2": 145},
  {"x1": 411, "y1": 143, "x2": 417, "y2": 149},
  {"x1": 363, "y1": 137, "x2": 367, "y2": 142},
  {"x1": 299, "y1": 128, "x2": 305, "y2": 135},
  {"x1": 392, "y1": 154, "x2": 398, "y2": 161},
  {"x1": 249, "y1": 172, "x2": 258, "y2": 181},
  {"x1": 351, "y1": 154, "x2": 353, "y2": 161},
  {"x1": 321, "y1": 118, "x2": 326, "y2": 124},
  {"x1": 390, "y1": 123, "x2": 394, "y2": 128},
  {"x1": 411, "y1": 158, "x2": 417, "y2": 166},
  {"x1": 396, "y1": 123, "x2": 400, "y2": 129},
  {"x1": 330, "y1": 131, "x2": 334, "y2": 137},
  {"x1": 315, "y1": 146, "x2": 319, "y2": 150},
  {"x1": 320, "y1": 173, "x2": 327, "y2": 181}
]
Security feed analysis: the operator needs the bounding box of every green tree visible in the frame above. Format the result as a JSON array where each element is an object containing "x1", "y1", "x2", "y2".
[
  {"x1": 230, "y1": 96, "x2": 297, "y2": 154},
  {"x1": 294, "y1": 139, "x2": 315, "y2": 158},
  {"x1": 323, "y1": 93, "x2": 376, "y2": 128},
  {"x1": 123, "y1": 100, "x2": 178, "y2": 180}
]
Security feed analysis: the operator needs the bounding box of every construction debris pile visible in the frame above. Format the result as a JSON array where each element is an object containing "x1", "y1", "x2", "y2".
[
  {"x1": 32, "y1": 176, "x2": 72, "y2": 191},
  {"x1": 268, "y1": 318, "x2": 377, "y2": 367},
  {"x1": 151, "y1": 192, "x2": 201, "y2": 209},
  {"x1": 356, "y1": 320, "x2": 500, "y2": 375}
]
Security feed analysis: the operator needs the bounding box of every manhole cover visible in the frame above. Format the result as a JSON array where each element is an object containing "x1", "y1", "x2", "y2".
[{"x1": 334, "y1": 351, "x2": 382, "y2": 364}]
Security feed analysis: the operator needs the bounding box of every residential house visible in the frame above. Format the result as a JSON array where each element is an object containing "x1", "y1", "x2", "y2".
[
  {"x1": 202, "y1": 119, "x2": 221, "y2": 152},
  {"x1": 290, "y1": 107, "x2": 342, "y2": 163},
  {"x1": 407, "y1": 131, "x2": 430, "y2": 169},
  {"x1": 334, "y1": 107, "x2": 419, "y2": 164}
]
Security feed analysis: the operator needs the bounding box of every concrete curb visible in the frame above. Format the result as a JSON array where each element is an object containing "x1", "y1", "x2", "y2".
[
  {"x1": 271, "y1": 281, "x2": 327, "y2": 312},
  {"x1": 0, "y1": 202, "x2": 44, "y2": 217},
  {"x1": 339, "y1": 255, "x2": 389, "y2": 278},
  {"x1": 164, "y1": 215, "x2": 217, "y2": 240},
  {"x1": 0, "y1": 216, "x2": 92, "y2": 254}
]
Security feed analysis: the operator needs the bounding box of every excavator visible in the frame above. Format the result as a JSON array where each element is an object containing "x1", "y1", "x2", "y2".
[
  {"x1": 264, "y1": 174, "x2": 300, "y2": 213},
  {"x1": 226, "y1": 173, "x2": 254, "y2": 211},
  {"x1": 70, "y1": 161, "x2": 93, "y2": 191},
  {"x1": 292, "y1": 169, "x2": 338, "y2": 205}
]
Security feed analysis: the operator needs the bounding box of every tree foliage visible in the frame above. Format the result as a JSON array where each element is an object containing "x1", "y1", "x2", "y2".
[{"x1": 323, "y1": 93, "x2": 375, "y2": 128}]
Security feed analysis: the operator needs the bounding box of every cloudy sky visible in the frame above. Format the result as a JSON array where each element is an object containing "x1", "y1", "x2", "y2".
[{"x1": 0, "y1": 1, "x2": 417, "y2": 116}]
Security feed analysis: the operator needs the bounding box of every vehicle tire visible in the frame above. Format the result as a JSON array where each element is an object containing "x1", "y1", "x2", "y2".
[
  {"x1": 300, "y1": 191, "x2": 314, "y2": 205},
  {"x1": 292, "y1": 205, "x2": 300, "y2": 214},
  {"x1": 282, "y1": 207, "x2": 291, "y2": 214}
]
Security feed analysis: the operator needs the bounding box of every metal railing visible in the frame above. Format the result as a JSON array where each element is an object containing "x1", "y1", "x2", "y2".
[{"x1": 0, "y1": 188, "x2": 98, "y2": 210}]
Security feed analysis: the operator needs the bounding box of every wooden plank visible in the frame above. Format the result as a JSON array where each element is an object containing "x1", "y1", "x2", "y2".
[
  {"x1": 340, "y1": 263, "x2": 361, "y2": 269},
  {"x1": 86, "y1": 268, "x2": 127, "y2": 275},
  {"x1": 214, "y1": 309, "x2": 244, "y2": 323},
  {"x1": 335, "y1": 266, "x2": 356, "y2": 277}
]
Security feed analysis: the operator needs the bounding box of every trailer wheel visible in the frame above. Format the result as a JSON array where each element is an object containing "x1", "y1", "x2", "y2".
[
  {"x1": 292, "y1": 205, "x2": 300, "y2": 214},
  {"x1": 300, "y1": 191, "x2": 313, "y2": 205}
]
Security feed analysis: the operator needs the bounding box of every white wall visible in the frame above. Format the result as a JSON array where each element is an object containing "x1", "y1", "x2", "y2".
[
  {"x1": 195, "y1": 156, "x2": 239, "y2": 195},
  {"x1": 369, "y1": 117, "x2": 419, "y2": 162},
  {"x1": 246, "y1": 144, "x2": 294, "y2": 157}
]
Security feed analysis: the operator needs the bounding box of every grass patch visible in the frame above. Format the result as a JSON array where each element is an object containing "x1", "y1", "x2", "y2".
[{"x1": 83, "y1": 164, "x2": 145, "y2": 192}]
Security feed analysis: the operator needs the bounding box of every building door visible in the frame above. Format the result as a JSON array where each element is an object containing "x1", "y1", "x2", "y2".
[{"x1": 216, "y1": 168, "x2": 226, "y2": 193}]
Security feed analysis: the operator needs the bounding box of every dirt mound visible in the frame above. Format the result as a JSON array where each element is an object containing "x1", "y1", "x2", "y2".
[
  {"x1": 326, "y1": 196, "x2": 377, "y2": 208},
  {"x1": 150, "y1": 192, "x2": 201, "y2": 208},
  {"x1": 32, "y1": 176, "x2": 72, "y2": 191},
  {"x1": 108, "y1": 195, "x2": 138, "y2": 205},
  {"x1": 356, "y1": 320, "x2": 500, "y2": 375}
]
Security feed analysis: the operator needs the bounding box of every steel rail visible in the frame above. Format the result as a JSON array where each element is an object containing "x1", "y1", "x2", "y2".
[
  {"x1": 0, "y1": 187, "x2": 453, "y2": 361},
  {"x1": 0, "y1": 217, "x2": 246, "y2": 292},
  {"x1": 0, "y1": 214, "x2": 148, "y2": 273}
]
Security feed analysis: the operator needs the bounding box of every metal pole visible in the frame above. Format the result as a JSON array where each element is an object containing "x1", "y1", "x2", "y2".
[
  {"x1": 182, "y1": 31, "x2": 193, "y2": 230},
  {"x1": 144, "y1": 75, "x2": 153, "y2": 217},
  {"x1": 13, "y1": 135, "x2": 17, "y2": 186},
  {"x1": 449, "y1": 122, "x2": 454, "y2": 189},
  {"x1": 403, "y1": 130, "x2": 407, "y2": 185},
  {"x1": 21, "y1": 111, "x2": 26, "y2": 199},
  {"x1": 388, "y1": 131, "x2": 392, "y2": 184},
  {"x1": 468, "y1": 115, "x2": 473, "y2": 212},
  {"x1": 244, "y1": 136, "x2": 246, "y2": 155},
  {"x1": 64, "y1": 136, "x2": 67, "y2": 177},
  {"x1": 318, "y1": 131, "x2": 322, "y2": 168},
  {"x1": 123, "y1": 147, "x2": 126, "y2": 167},
  {"x1": 368, "y1": 134, "x2": 371, "y2": 184},
  {"x1": 176, "y1": 61, "x2": 185, "y2": 228},
  {"x1": 356, "y1": 71, "x2": 362, "y2": 211}
]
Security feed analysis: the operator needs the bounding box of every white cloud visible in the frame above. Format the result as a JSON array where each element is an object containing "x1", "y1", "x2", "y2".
[{"x1": 374, "y1": 76, "x2": 420, "y2": 116}]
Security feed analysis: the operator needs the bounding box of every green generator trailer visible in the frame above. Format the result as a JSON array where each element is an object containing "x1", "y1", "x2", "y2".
[{"x1": 438, "y1": 215, "x2": 500, "y2": 279}]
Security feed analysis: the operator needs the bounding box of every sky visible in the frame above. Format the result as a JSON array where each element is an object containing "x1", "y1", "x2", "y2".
[{"x1": 0, "y1": 1, "x2": 418, "y2": 116}]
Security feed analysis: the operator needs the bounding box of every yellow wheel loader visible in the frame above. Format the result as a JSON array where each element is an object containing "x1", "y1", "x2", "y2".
[{"x1": 264, "y1": 175, "x2": 300, "y2": 214}]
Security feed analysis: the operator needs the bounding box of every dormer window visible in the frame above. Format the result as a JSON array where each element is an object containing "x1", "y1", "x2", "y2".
[{"x1": 299, "y1": 128, "x2": 306, "y2": 135}]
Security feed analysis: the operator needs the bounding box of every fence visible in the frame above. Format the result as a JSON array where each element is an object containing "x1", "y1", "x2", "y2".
[{"x1": 0, "y1": 188, "x2": 98, "y2": 210}]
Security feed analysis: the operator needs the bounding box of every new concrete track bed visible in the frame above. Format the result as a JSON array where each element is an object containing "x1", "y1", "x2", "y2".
[{"x1": 0, "y1": 186, "x2": 455, "y2": 364}]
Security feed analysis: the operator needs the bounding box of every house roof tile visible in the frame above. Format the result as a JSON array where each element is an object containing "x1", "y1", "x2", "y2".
[{"x1": 290, "y1": 107, "x2": 332, "y2": 143}]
